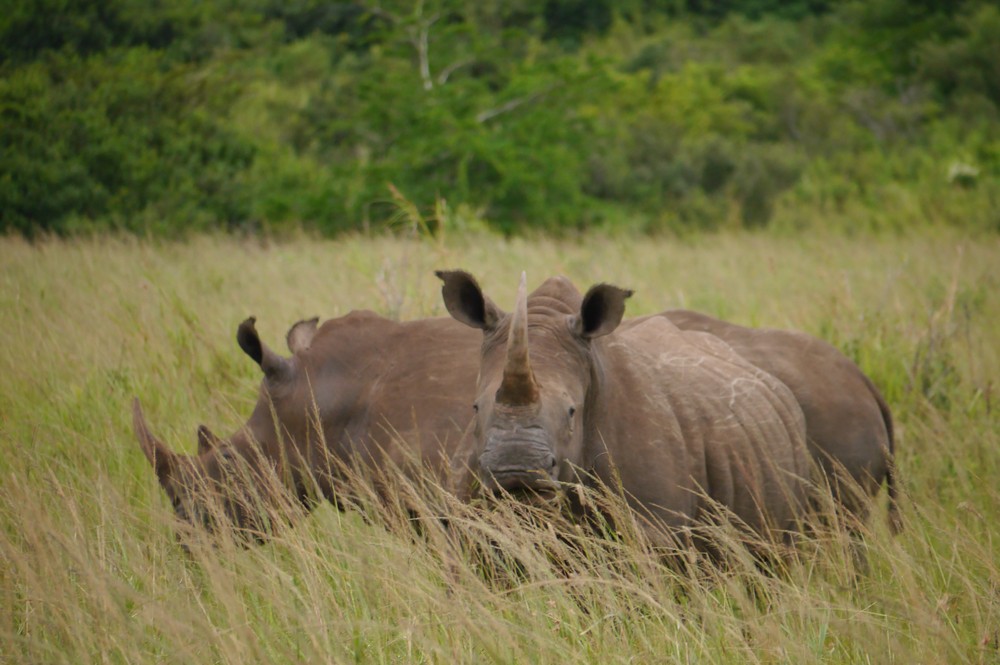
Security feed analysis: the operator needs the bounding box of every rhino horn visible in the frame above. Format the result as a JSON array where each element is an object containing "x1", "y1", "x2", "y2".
[
  {"x1": 237, "y1": 317, "x2": 291, "y2": 380},
  {"x1": 196, "y1": 424, "x2": 223, "y2": 455},
  {"x1": 132, "y1": 398, "x2": 178, "y2": 485},
  {"x1": 497, "y1": 272, "x2": 539, "y2": 405}
]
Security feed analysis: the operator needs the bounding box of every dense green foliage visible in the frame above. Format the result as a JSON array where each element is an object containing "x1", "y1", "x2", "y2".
[{"x1": 3, "y1": 0, "x2": 999, "y2": 236}]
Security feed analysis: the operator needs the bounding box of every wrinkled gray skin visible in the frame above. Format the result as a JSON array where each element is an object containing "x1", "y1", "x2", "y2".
[
  {"x1": 134, "y1": 311, "x2": 479, "y2": 538},
  {"x1": 437, "y1": 270, "x2": 813, "y2": 547},
  {"x1": 661, "y1": 310, "x2": 900, "y2": 532}
]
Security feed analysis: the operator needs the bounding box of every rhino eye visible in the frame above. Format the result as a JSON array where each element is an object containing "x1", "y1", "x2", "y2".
[
  {"x1": 568, "y1": 406, "x2": 577, "y2": 418},
  {"x1": 472, "y1": 403, "x2": 479, "y2": 414}
]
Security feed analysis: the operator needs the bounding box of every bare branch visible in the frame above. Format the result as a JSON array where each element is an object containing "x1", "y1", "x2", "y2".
[
  {"x1": 437, "y1": 59, "x2": 473, "y2": 86},
  {"x1": 475, "y1": 85, "x2": 560, "y2": 124},
  {"x1": 366, "y1": 4, "x2": 439, "y2": 91},
  {"x1": 404, "y1": 12, "x2": 439, "y2": 91}
]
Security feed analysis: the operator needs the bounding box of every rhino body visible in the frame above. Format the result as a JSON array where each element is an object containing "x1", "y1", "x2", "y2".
[
  {"x1": 135, "y1": 289, "x2": 898, "y2": 541},
  {"x1": 438, "y1": 271, "x2": 813, "y2": 548},
  {"x1": 662, "y1": 309, "x2": 899, "y2": 530},
  {"x1": 134, "y1": 311, "x2": 479, "y2": 535}
]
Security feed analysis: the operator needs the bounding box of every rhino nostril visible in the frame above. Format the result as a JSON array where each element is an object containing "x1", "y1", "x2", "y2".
[{"x1": 547, "y1": 455, "x2": 557, "y2": 469}]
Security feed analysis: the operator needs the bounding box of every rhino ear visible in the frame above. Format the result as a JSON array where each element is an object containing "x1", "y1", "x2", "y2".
[
  {"x1": 133, "y1": 398, "x2": 177, "y2": 485},
  {"x1": 196, "y1": 424, "x2": 223, "y2": 456},
  {"x1": 436, "y1": 270, "x2": 504, "y2": 330},
  {"x1": 237, "y1": 317, "x2": 291, "y2": 380},
  {"x1": 572, "y1": 284, "x2": 633, "y2": 339},
  {"x1": 286, "y1": 317, "x2": 319, "y2": 354}
]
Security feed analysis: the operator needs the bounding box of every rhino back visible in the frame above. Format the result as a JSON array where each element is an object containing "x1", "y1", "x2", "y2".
[
  {"x1": 282, "y1": 312, "x2": 478, "y2": 481},
  {"x1": 665, "y1": 309, "x2": 891, "y2": 502},
  {"x1": 588, "y1": 316, "x2": 810, "y2": 539}
]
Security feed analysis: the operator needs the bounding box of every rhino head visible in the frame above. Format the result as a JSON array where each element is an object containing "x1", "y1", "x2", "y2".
[
  {"x1": 437, "y1": 270, "x2": 632, "y2": 502},
  {"x1": 133, "y1": 317, "x2": 320, "y2": 540}
]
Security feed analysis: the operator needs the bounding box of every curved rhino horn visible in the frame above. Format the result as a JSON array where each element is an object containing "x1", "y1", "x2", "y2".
[
  {"x1": 197, "y1": 424, "x2": 223, "y2": 456},
  {"x1": 237, "y1": 317, "x2": 291, "y2": 380},
  {"x1": 132, "y1": 398, "x2": 177, "y2": 485},
  {"x1": 496, "y1": 272, "x2": 539, "y2": 406}
]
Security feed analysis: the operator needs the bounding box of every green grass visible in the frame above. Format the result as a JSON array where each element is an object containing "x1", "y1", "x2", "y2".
[{"x1": 2, "y1": 229, "x2": 999, "y2": 663}]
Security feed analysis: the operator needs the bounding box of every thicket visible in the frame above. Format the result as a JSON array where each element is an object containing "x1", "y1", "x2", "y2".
[{"x1": 2, "y1": 0, "x2": 999, "y2": 237}]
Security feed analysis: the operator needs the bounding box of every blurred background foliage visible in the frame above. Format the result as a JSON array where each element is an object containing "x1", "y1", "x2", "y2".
[{"x1": 2, "y1": 0, "x2": 999, "y2": 237}]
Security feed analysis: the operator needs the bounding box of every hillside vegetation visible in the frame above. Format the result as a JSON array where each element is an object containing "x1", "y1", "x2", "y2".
[
  {"x1": 3, "y1": 0, "x2": 999, "y2": 236},
  {"x1": 1, "y1": 231, "x2": 998, "y2": 663}
]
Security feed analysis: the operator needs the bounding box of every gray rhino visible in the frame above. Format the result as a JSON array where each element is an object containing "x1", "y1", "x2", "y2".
[
  {"x1": 437, "y1": 270, "x2": 813, "y2": 548},
  {"x1": 134, "y1": 311, "x2": 479, "y2": 537},
  {"x1": 663, "y1": 309, "x2": 899, "y2": 532}
]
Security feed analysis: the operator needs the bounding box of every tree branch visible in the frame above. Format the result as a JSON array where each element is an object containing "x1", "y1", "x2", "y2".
[
  {"x1": 475, "y1": 85, "x2": 560, "y2": 124},
  {"x1": 437, "y1": 58, "x2": 473, "y2": 86},
  {"x1": 407, "y1": 16, "x2": 439, "y2": 91},
  {"x1": 366, "y1": 4, "x2": 439, "y2": 91}
]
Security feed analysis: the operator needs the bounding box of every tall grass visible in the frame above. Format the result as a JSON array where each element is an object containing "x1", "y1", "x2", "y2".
[{"x1": 1, "y1": 229, "x2": 998, "y2": 663}]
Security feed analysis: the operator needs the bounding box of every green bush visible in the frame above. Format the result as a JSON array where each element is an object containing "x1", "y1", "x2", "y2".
[
  {"x1": 2, "y1": 0, "x2": 999, "y2": 236},
  {"x1": 0, "y1": 48, "x2": 258, "y2": 234}
]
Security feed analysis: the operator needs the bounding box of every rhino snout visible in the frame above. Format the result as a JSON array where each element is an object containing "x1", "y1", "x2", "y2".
[{"x1": 479, "y1": 428, "x2": 558, "y2": 494}]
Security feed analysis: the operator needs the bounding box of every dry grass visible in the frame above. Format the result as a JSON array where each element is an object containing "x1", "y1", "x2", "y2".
[{"x1": 1, "y1": 229, "x2": 998, "y2": 664}]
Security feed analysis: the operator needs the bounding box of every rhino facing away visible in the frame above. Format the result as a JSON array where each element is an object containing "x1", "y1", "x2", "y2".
[
  {"x1": 133, "y1": 311, "x2": 479, "y2": 537},
  {"x1": 437, "y1": 270, "x2": 813, "y2": 549},
  {"x1": 662, "y1": 310, "x2": 900, "y2": 532}
]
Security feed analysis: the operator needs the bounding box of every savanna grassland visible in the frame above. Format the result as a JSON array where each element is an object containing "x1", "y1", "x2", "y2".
[{"x1": 1, "y1": 229, "x2": 999, "y2": 664}]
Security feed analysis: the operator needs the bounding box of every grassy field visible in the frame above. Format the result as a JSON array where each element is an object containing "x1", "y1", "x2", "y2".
[{"x1": 1, "y1": 229, "x2": 998, "y2": 664}]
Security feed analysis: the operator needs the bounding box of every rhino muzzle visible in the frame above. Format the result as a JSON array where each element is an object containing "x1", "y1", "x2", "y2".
[{"x1": 479, "y1": 428, "x2": 558, "y2": 496}]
